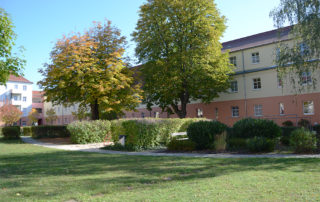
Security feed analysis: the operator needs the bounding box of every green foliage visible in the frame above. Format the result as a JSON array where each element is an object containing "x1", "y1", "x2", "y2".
[
  {"x1": 22, "y1": 126, "x2": 33, "y2": 136},
  {"x1": 67, "y1": 120, "x2": 111, "y2": 144},
  {"x1": 0, "y1": 8, "x2": 25, "y2": 84},
  {"x1": 298, "y1": 119, "x2": 311, "y2": 128},
  {"x1": 232, "y1": 118, "x2": 281, "y2": 139},
  {"x1": 281, "y1": 126, "x2": 299, "y2": 146},
  {"x1": 39, "y1": 20, "x2": 142, "y2": 120},
  {"x1": 187, "y1": 121, "x2": 227, "y2": 150},
  {"x1": 31, "y1": 126, "x2": 70, "y2": 139},
  {"x1": 271, "y1": 0, "x2": 320, "y2": 91},
  {"x1": 133, "y1": 0, "x2": 233, "y2": 118},
  {"x1": 282, "y1": 120, "x2": 294, "y2": 127},
  {"x1": 227, "y1": 138, "x2": 247, "y2": 151},
  {"x1": 2, "y1": 126, "x2": 21, "y2": 140},
  {"x1": 290, "y1": 128, "x2": 317, "y2": 153},
  {"x1": 247, "y1": 137, "x2": 276, "y2": 153},
  {"x1": 214, "y1": 131, "x2": 227, "y2": 152},
  {"x1": 167, "y1": 138, "x2": 196, "y2": 152},
  {"x1": 313, "y1": 125, "x2": 320, "y2": 150},
  {"x1": 110, "y1": 118, "x2": 204, "y2": 150},
  {"x1": 45, "y1": 108, "x2": 57, "y2": 124}
]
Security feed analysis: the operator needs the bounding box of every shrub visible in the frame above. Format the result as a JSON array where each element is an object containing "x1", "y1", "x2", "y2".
[
  {"x1": 110, "y1": 118, "x2": 205, "y2": 150},
  {"x1": 282, "y1": 120, "x2": 294, "y2": 127},
  {"x1": 214, "y1": 131, "x2": 227, "y2": 152},
  {"x1": 187, "y1": 121, "x2": 227, "y2": 150},
  {"x1": 167, "y1": 138, "x2": 196, "y2": 151},
  {"x1": 232, "y1": 118, "x2": 281, "y2": 139},
  {"x1": 2, "y1": 126, "x2": 21, "y2": 140},
  {"x1": 246, "y1": 137, "x2": 276, "y2": 153},
  {"x1": 22, "y1": 126, "x2": 33, "y2": 136},
  {"x1": 313, "y1": 125, "x2": 320, "y2": 150},
  {"x1": 289, "y1": 128, "x2": 317, "y2": 153},
  {"x1": 281, "y1": 126, "x2": 299, "y2": 146},
  {"x1": 227, "y1": 137, "x2": 247, "y2": 150},
  {"x1": 298, "y1": 119, "x2": 311, "y2": 128},
  {"x1": 67, "y1": 120, "x2": 111, "y2": 144},
  {"x1": 32, "y1": 126, "x2": 71, "y2": 139}
]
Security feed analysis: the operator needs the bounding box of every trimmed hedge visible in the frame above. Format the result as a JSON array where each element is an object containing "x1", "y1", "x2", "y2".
[
  {"x1": 2, "y1": 126, "x2": 21, "y2": 140},
  {"x1": 247, "y1": 137, "x2": 276, "y2": 153},
  {"x1": 67, "y1": 120, "x2": 111, "y2": 144},
  {"x1": 31, "y1": 126, "x2": 70, "y2": 139},
  {"x1": 110, "y1": 118, "x2": 205, "y2": 150},
  {"x1": 232, "y1": 118, "x2": 281, "y2": 139},
  {"x1": 22, "y1": 126, "x2": 33, "y2": 136},
  {"x1": 187, "y1": 121, "x2": 227, "y2": 150},
  {"x1": 290, "y1": 128, "x2": 317, "y2": 153}
]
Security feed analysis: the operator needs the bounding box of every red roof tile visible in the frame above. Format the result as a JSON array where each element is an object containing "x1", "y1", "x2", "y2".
[{"x1": 8, "y1": 75, "x2": 33, "y2": 84}]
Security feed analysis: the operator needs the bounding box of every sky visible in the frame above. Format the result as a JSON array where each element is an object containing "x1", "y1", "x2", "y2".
[{"x1": 1, "y1": 0, "x2": 280, "y2": 90}]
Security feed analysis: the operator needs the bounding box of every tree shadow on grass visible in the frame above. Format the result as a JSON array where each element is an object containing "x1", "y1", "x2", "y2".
[{"x1": 1, "y1": 140, "x2": 320, "y2": 200}]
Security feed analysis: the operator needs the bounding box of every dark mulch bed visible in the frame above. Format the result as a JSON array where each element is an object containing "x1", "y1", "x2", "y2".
[{"x1": 37, "y1": 137, "x2": 72, "y2": 145}]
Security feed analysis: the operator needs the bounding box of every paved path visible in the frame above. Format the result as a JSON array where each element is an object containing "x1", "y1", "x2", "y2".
[{"x1": 21, "y1": 136, "x2": 320, "y2": 158}]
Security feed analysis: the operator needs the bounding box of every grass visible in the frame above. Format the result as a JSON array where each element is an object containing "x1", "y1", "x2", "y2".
[{"x1": 1, "y1": 139, "x2": 320, "y2": 201}]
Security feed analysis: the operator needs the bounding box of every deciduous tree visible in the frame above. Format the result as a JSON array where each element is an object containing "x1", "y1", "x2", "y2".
[
  {"x1": 0, "y1": 104, "x2": 22, "y2": 126},
  {"x1": 45, "y1": 108, "x2": 57, "y2": 125},
  {"x1": 28, "y1": 109, "x2": 39, "y2": 125},
  {"x1": 270, "y1": 0, "x2": 320, "y2": 89},
  {"x1": 39, "y1": 21, "x2": 142, "y2": 120},
  {"x1": 132, "y1": 0, "x2": 233, "y2": 118},
  {"x1": 0, "y1": 8, "x2": 25, "y2": 84}
]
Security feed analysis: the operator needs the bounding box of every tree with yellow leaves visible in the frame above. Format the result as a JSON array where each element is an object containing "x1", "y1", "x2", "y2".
[
  {"x1": 28, "y1": 108, "x2": 39, "y2": 125},
  {"x1": 39, "y1": 21, "x2": 142, "y2": 120}
]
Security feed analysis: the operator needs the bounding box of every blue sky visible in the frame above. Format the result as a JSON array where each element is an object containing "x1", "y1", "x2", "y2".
[{"x1": 1, "y1": 0, "x2": 280, "y2": 90}]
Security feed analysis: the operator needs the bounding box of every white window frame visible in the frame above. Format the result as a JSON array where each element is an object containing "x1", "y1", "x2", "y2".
[
  {"x1": 23, "y1": 85, "x2": 27, "y2": 91},
  {"x1": 231, "y1": 106, "x2": 239, "y2": 117},
  {"x1": 14, "y1": 84, "x2": 18, "y2": 89},
  {"x1": 277, "y1": 74, "x2": 283, "y2": 88},
  {"x1": 252, "y1": 78, "x2": 261, "y2": 90},
  {"x1": 23, "y1": 96, "x2": 27, "y2": 102},
  {"x1": 254, "y1": 104, "x2": 263, "y2": 117},
  {"x1": 229, "y1": 56, "x2": 237, "y2": 67},
  {"x1": 279, "y1": 103, "x2": 285, "y2": 115},
  {"x1": 303, "y1": 101, "x2": 314, "y2": 115},
  {"x1": 301, "y1": 71, "x2": 312, "y2": 85},
  {"x1": 251, "y1": 52, "x2": 260, "y2": 64},
  {"x1": 230, "y1": 81, "x2": 238, "y2": 93}
]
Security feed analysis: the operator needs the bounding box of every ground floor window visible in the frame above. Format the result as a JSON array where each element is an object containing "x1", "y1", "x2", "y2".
[
  {"x1": 197, "y1": 108, "x2": 203, "y2": 118},
  {"x1": 141, "y1": 112, "x2": 145, "y2": 118},
  {"x1": 280, "y1": 103, "x2": 284, "y2": 115},
  {"x1": 154, "y1": 111, "x2": 159, "y2": 118},
  {"x1": 303, "y1": 101, "x2": 314, "y2": 115},
  {"x1": 254, "y1": 104, "x2": 263, "y2": 116},
  {"x1": 231, "y1": 106, "x2": 239, "y2": 117}
]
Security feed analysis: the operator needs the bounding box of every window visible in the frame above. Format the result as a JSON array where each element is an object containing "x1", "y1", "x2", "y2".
[
  {"x1": 14, "y1": 84, "x2": 18, "y2": 89},
  {"x1": 254, "y1": 104, "x2": 263, "y2": 116},
  {"x1": 215, "y1": 108, "x2": 218, "y2": 120},
  {"x1": 141, "y1": 112, "x2": 145, "y2": 118},
  {"x1": 303, "y1": 101, "x2": 314, "y2": 115},
  {"x1": 154, "y1": 111, "x2": 159, "y2": 118},
  {"x1": 23, "y1": 108, "x2": 27, "y2": 116},
  {"x1": 12, "y1": 94, "x2": 21, "y2": 101},
  {"x1": 301, "y1": 72, "x2": 312, "y2": 85},
  {"x1": 252, "y1": 52, "x2": 260, "y2": 63},
  {"x1": 229, "y1": 56, "x2": 237, "y2": 67},
  {"x1": 230, "y1": 81, "x2": 238, "y2": 93},
  {"x1": 300, "y1": 43, "x2": 309, "y2": 56},
  {"x1": 23, "y1": 85, "x2": 27, "y2": 91},
  {"x1": 231, "y1": 106, "x2": 239, "y2": 117},
  {"x1": 23, "y1": 97, "x2": 27, "y2": 102},
  {"x1": 22, "y1": 121, "x2": 27, "y2": 126},
  {"x1": 197, "y1": 108, "x2": 203, "y2": 118},
  {"x1": 36, "y1": 108, "x2": 42, "y2": 113},
  {"x1": 280, "y1": 103, "x2": 284, "y2": 115},
  {"x1": 253, "y1": 78, "x2": 261, "y2": 90},
  {"x1": 64, "y1": 118, "x2": 68, "y2": 124}
]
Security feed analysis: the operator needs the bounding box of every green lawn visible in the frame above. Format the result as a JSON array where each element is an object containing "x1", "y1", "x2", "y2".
[{"x1": 1, "y1": 139, "x2": 320, "y2": 202}]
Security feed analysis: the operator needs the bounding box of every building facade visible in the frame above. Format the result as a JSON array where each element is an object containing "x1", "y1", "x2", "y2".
[
  {"x1": 124, "y1": 27, "x2": 320, "y2": 126},
  {"x1": 0, "y1": 75, "x2": 33, "y2": 126}
]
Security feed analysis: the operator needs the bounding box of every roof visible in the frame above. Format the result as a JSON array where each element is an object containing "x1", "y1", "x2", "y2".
[
  {"x1": 32, "y1": 91, "x2": 44, "y2": 98},
  {"x1": 8, "y1": 75, "x2": 33, "y2": 84},
  {"x1": 222, "y1": 26, "x2": 292, "y2": 52}
]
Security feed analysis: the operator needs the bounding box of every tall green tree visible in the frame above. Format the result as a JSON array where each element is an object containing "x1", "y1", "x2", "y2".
[
  {"x1": 270, "y1": 0, "x2": 320, "y2": 89},
  {"x1": 39, "y1": 21, "x2": 142, "y2": 120},
  {"x1": 132, "y1": 0, "x2": 233, "y2": 118},
  {"x1": 0, "y1": 8, "x2": 25, "y2": 84}
]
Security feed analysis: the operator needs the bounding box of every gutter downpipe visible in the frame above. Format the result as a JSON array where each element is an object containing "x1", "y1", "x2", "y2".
[{"x1": 241, "y1": 50, "x2": 248, "y2": 117}]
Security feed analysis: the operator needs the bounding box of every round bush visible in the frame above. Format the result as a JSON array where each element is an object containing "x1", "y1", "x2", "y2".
[
  {"x1": 187, "y1": 121, "x2": 227, "y2": 150},
  {"x1": 2, "y1": 126, "x2": 21, "y2": 140},
  {"x1": 247, "y1": 136, "x2": 276, "y2": 153},
  {"x1": 232, "y1": 118, "x2": 281, "y2": 139},
  {"x1": 289, "y1": 128, "x2": 317, "y2": 153}
]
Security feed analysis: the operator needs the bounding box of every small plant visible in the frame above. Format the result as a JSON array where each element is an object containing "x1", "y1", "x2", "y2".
[
  {"x1": 298, "y1": 119, "x2": 311, "y2": 128},
  {"x1": 167, "y1": 138, "x2": 196, "y2": 151},
  {"x1": 282, "y1": 120, "x2": 294, "y2": 127},
  {"x1": 2, "y1": 126, "x2": 21, "y2": 140},
  {"x1": 187, "y1": 121, "x2": 227, "y2": 150},
  {"x1": 247, "y1": 136, "x2": 276, "y2": 153},
  {"x1": 290, "y1": 128, "x2": 317, "y2": 153}
]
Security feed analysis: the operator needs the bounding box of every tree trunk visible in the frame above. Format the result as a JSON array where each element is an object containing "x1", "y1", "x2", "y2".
[
  {"x1": 171, "y1": 91, "x2": 189, "y2": 118},
  {"x1": 90, "y1": 99, "x2": 99, "y2": 120}
]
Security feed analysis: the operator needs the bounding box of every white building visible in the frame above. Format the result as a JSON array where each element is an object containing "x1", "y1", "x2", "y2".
[{"x1": 0, "y1": 75, "x2": 33, "y2": 126}]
